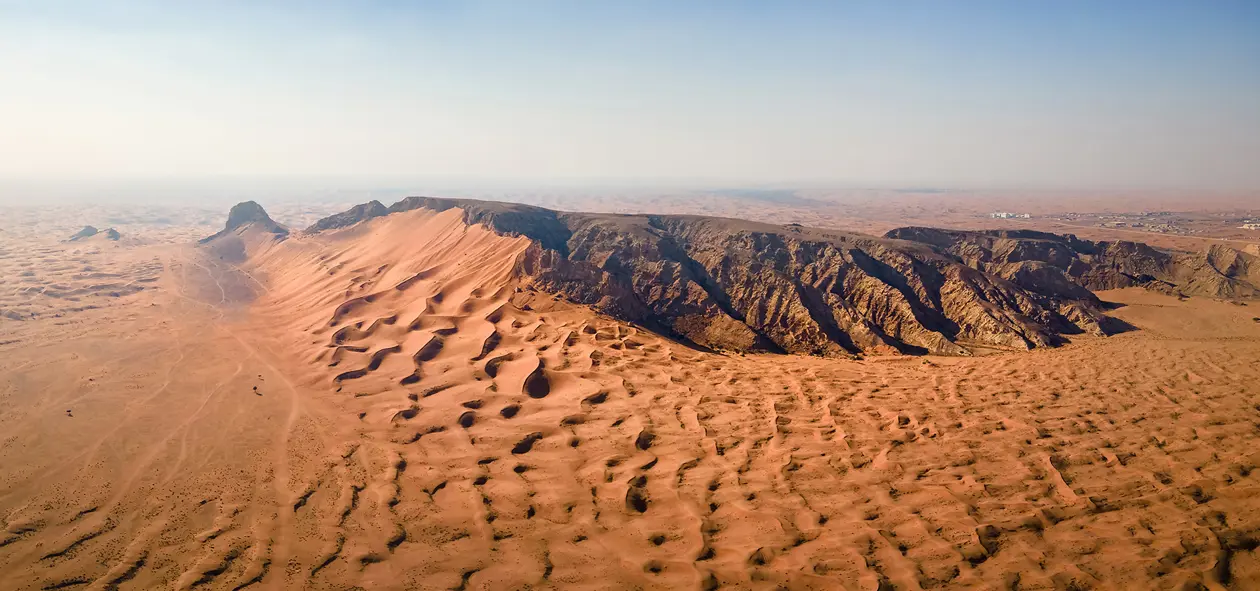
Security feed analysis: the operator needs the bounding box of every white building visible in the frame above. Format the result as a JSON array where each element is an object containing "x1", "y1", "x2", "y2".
[
  {"x1": 990, "y1": 212, "x2": 1031, "y2": 219},
  {"x1": 1242, "y1": 222, "x2": 1260, "y2": 230}
]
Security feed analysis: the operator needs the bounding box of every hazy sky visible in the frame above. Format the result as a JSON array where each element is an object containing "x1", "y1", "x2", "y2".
[{"x1": 2, "y1": 1, "x2": 1258, "y2": 190}]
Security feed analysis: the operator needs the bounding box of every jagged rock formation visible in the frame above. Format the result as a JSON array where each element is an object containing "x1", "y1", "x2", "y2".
[
  {"x1": 199, "y1": 201, "x2": 288, "y2": 244},
  {"x1": 522, "y1": 216, "x2": 1130, "y2": 355},
  {"x1": 295, "y1": 198, "x2": 1157, "y2": 356},
  {"x1": 885, "y1": 228, "x2": 1260, "y2": 300},
  {"x1": 304, "y1": 200, "x2": 388, "y2": 232},
  {"x1": 69, "y1": 226, "x2": 98, "y2": 241}
]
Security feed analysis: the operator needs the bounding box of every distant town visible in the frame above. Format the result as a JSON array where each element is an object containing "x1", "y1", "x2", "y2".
[{"x1": 984, "y1": 209, "x2": 1260, "y2": 240}]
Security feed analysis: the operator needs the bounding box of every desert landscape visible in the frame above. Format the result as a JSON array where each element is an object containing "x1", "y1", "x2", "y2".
[
  {"x1": 3, "y1": 194, "x2": 1260, "y2": 590},
  {"x1": 2, "y1": 3, "x2": 1258, "y2": 589}
]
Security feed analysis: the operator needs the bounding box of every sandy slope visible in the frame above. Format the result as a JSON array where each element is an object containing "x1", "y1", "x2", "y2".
[{"x1": 3, "y1": 207, "x2": 1260, "y2": 590}]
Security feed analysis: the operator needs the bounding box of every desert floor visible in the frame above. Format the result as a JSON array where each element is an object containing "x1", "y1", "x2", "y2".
[{"x1": 3, "y1": 205, "x2": 1260, "y2": 590}]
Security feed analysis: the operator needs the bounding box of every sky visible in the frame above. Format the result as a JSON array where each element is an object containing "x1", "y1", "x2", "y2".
[{"x1": 1, "y1": 0, "x2": 1258, "y2": 194}]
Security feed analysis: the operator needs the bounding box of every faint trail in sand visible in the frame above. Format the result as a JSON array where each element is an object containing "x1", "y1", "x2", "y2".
[
  {"x1": 10, "y1": 253, "x2": 257, "y2": 572},
  {"x1": 0, "y1": 258, "x2": 195, "y2": 507}
]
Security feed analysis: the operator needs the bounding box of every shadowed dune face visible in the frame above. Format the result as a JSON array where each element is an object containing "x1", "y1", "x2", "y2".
[
  {"x1": 3, "y1": 204, "x2": 1260, "y2": 590},
  {"x1": 243, "y1": 208, "x2": 535, "y2": 383}
]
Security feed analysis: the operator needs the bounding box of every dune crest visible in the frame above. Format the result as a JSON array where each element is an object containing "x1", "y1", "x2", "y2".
[{"x1": 246, "y1": 207, "x2": 534, "y2": 386}]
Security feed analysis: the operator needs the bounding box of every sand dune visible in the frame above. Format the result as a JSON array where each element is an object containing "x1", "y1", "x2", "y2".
[{"x1": 2, "y1": 204, "x2": 1260, "y2": 590}]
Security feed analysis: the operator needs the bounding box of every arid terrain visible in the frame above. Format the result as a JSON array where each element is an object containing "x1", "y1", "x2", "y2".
[
  {"x1": 3, "y1": 194, "x2": 1260, "y2": 591},
  {"x1": 476, "y1": 189, "x2": 1260, "y2": 254}
]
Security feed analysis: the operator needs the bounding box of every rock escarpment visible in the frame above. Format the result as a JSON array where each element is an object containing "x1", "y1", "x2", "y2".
[
  {"x1": 516, "y1": 215, "x2": 1128, "y2": 356},
  {"x1": 304, "y1": 200, "x2": 388, "y2": 232},
  {"x1": 885, "y1": 228, "x2": 1260, "y2": 300}
]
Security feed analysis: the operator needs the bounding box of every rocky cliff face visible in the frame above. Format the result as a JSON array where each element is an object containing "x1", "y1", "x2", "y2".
[
  {"x1": 884, "y1": 228, "x2": 1260, "y2": 300},
  {"x1": 520, "y1": 216, "x2": 1131, "y2": 355}
]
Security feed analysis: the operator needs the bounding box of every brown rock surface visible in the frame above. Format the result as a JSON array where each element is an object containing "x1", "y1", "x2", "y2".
[
  {"x1": 304, "y1": 199, "x2": 389, "y2": 233},
  {"x1": 886, "y1": 227, "x2": 1260, "y2": 300}
]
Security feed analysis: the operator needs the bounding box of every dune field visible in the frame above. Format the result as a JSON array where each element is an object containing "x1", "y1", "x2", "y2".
[{"x1": 2, "y1": 204, "x2": 1260, "y2": 591}]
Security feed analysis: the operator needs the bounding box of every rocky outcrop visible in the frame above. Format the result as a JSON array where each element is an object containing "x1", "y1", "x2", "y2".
[
  {"x1": 69, "y1": 226, "x2": 98, "y2": 241},
  {"x1": 69, "y1": 226, "x2": 121, "y2": 242},
  {"x1": 304, "y1": 200, "x2": 388, "y2": 233},
  {"x1": 199, "y1": 201, "x2": 290, "y2": 263},
  {"x1": 884, "y1": 228, "x2": 1260, "y2": 300},
  {"x1": 387, "y1": 197, "x2": 573, "y2": 253},
  {"x1": 200, "y1": 201, "x2": 288, "y2": 244}
]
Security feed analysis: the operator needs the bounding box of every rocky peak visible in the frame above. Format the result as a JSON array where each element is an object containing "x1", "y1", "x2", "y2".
[
  {"x1": 224, "y1": 201, "x2": 287, "y2": 234},
  {"x1": 200, "y1": 201, "x2": 288, "y2": 244}
]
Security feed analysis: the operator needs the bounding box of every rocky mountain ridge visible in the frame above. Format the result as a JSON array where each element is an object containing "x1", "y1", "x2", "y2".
[{"x1": 215, "y1": 197, "x2": 1259, "y2": 356}]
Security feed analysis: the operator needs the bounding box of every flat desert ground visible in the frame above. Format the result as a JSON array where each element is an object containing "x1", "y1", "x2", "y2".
[{"x1": 3, "y1": 201, "x2": 1260, "y2": 591}]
